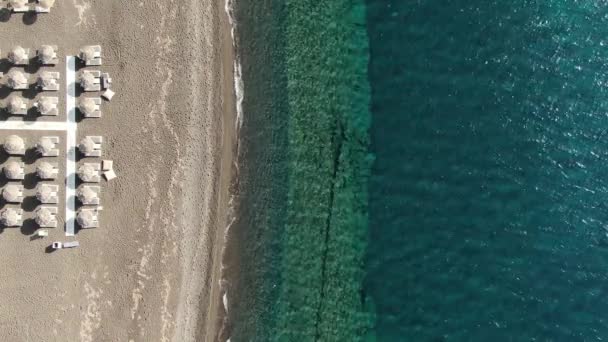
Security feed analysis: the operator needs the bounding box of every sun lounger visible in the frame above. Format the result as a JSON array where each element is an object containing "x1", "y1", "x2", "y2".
[
  {"x1": 101, "y1": 73, "x2": 112, "y2": 89},
  {"x1": 34, "y1": 96, "x2": 59, "y2": 116},
  {"x1": 102, "y1": 160, "x2": 113, "y2": 171},
  {"x1": 36, "y1": 184, "x2": 59, "y2": 204},
  {"x1": 37, "y1": 71, "x2": 60, "y2": 91},
  {"x1": 80, "y1": 70, "x2": 102, "y2": 92}
]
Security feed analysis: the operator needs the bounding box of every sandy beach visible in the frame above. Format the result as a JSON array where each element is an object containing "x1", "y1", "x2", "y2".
[{"x1": 0, "y1": 0, "x2": 235, "y2": 341}]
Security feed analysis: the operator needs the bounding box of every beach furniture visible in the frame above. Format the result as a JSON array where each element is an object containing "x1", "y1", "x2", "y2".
[
  {"x1": 36, "y1": 161, "x2": 59, "y2": 180},
  {"x1": 79, "y1": 97, "x2": 102, "y2": 118},
  {"x1": 78, "y1": 136, "x2": 102, "y2": 157},
  {"x1": 37, "y1": 45, "x2": 58, "y2": 65},
  {"x1": 104, "y1": 169, "x2": 117, "y2": 181},
  {"x1": 77, "y1": 185, "x2": 100, "y2": 205},
  {"x1": 52, "y1": 241, "x2": 80, "y2": 249},
  {"x1": 77, "y1": 208, "x2": 99, "y2": 229},
  {"x1": 4, "y1": 161, "x2": 25, "y2": 180},
  {"x1": 78, "y1": 163, "x2": 101, "y2": 183},
  {"x1": 35, "y1": 136, "x2": 60, "y2": 157},
  {"x1": 37, "y1": 71, "x2": 60, "y2": 91},
  {"x1": 3, "y1": 135, "x2": 26, "y2": 155},
  {"x1": 35, "y1": 206, "x2": 58, "y2": 228},
  {"x1": 37, "y1": 229, "x2": 49, "y2": 237},
  {"x1": 5, "y1": 95, "x2": 27, "y2": 116},
  {"x1": 79, "y1": 45, "x2": 102, "y2": 66},
  {"x1": 79, "y1": 70, "x2": 102, "y2": 92},
  {"x1": 0, "y1": 208, "x2": 23, "y2": 227},
  {"x1": 35, "y1": 0, "x2": 55, "y2": 13},
  {"x1": 102, "y1": 89, "x2": 115, "y2": 101},
  {"x1": 34, "y1": 96, "x2": 59, "y2": 116},
  {"x1": 6, "y1": 70, "x2": 29, "y2": 90},
  {"x1": 8, "y1": 46, "x2": 29, "y2": 65},
  {"x1": 2, "y1": 184, "x2": 24, "y2": 203},
  {"x1": 36, "y1": 184, "x2": 59, "y2": 204},
  {"x1": 101, "y1": 73, "x2": 112, "y2": 89},
  {"x1": 8, "y1": 0, "x2": 28, "y2": 12},
  {"x1": 102, "y1": 160, "x2": 113, "y2": 171}
]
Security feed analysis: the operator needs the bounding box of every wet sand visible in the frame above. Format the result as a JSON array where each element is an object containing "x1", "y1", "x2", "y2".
[{"x1": 0, "y1": 0, "x2": 235, "y2": 341}]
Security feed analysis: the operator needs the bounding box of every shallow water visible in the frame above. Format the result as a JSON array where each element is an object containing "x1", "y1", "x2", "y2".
[{"x1": 366, "y1": 1, "x2": 608, "y2": 340}]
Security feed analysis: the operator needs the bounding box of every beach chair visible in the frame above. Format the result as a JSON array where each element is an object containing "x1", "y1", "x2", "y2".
[
  {"x1": 37, "y1": 71, "x2": 60, "y2": 91},
  {"x1": 102, "y1": 89, "x2": 115, "y2": 101},
  {"x1": 8, "y1": 0, "x2": 29, "y2": 13},
  {"x1": 34, "y1": 96, "x2": 59, "y2": 116},
  {"x1": 36, "y1": 184, "x2": 59, "y2": 204},
  {"x1": 101, "y1": 73, "x2": 112, "y2": 90}
]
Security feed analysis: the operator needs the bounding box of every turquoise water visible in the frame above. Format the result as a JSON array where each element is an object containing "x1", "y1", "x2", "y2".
[{"x1": 366, "y1": 1, "x2": 608, "y2": 340}]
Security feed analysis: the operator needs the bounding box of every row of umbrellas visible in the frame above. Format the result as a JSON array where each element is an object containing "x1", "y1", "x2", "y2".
[
  {"x1": 4, "y1": 70, "x2": 58, "y2": 89},
  {"x1": 2, "y1": 135, "x2": 57, "y2": 155},
  {"x1": 8, "y1": 0, "x2": 55, "y2": 9}
]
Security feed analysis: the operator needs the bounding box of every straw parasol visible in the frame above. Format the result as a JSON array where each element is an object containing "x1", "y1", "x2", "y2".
[
  {"x1": 4, "y1": 161, "x2": 22, "y2": 179},
  {"x1": 38, "y1": 0, "x2": 55, "y2": 9},
  {"x1": 6, "y1": 70, "x2": 27, "y2": 89},
  {"x1": 79, "y1": 98, "x2": 96, "y2": 116},
  {"x1": 78, "y1": 164, "x2": 97, "y2": 182},
  {"x1": 78, "y1": 137, "x2": 95, "y2": 155},
  {"x1": 79, "y1": 72, "x2": 96, "y2": 89},
  {"x1": 38, "y1": 45, "x2": 56, "y2": 64},
  {"x1": 37, "y1": 97, "x2": 55, "y2": 114},
  {"x1": 36, "y1": 184, "x2": 54, "y2": 203},
  {"x1": 35, "y1": 137, "x2": 55, "y2": 155},
  {"x1": 37, "y1": 162, "x2": 55, "y2": 179},
  {"x1": 6, "y1": 95, "x2": 24, "y2": 115},
  {"x1": 35, "y1": 207, "x2": 54, "y2": 227},
  {"x1": 80, "y1": 46, "x2": 96, "y2": 61},
  {"x1": 77, "y1": 186, "x2": 97, "y2": 204},
  {"x1": 8, "y1": 46, "x2": 27, "y2": 64},
  {"x1": 3, "y1": 135, "x2": 25, "y2": 154},
  {"x1": 2, "y1": 185, "x2": 21, "y2": 203},
  {"x1": 0, "y1": 208, "x2": 20, "y2": 227},
  {"x1": 77, "y1": 210, "x2": 94, "y2": 227},
  {"x1": 38, "y1": 71, "x2": 55, "y2": 88}
]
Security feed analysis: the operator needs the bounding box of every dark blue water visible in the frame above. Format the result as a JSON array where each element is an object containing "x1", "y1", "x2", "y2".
[{"x1": 366, "y1": 1, "x2": 608, "y2": 340}]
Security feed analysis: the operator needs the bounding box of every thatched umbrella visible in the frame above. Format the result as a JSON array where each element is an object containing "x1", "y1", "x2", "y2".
[
  {"x1": 35, "y1": 207, "x2": 54, "y2": 227},
  {"x1": 35, "y1": 137, "x2": 55, "y2": 155},
  {"x1": 78, "y1": 137, "x2": 95, "y2": 155},
  {"x1": 79, "y1": 98, "x2": 96, "y2": 116},
  {"x1": 79, "y1": 72, "x2": 95, "y2": 89},
  {"x1": 6, "y1": 95, "x2": 24, "y2": 115},
  {"x1": 38, "y1": 71, "x2": 55, "y2": 88},
  {"x1": 77, "y1": 186, "x2": 97, "y2": 204},
  {"x1": 6, "y1": 70, "x2": 28, "y2": 89},
  {"x1": 2, "y1": 185, "x2": 21, "y2": 203},
  {"x1": 37, "y1": 97, "x2": 55, "y2": 114},
  {"x1": 3, "y1": 135, "x2": 25, "y2": 155},
  {"x1": 8, "y1": 46, "x2": 27, "y2": 64},
  {"x1": 78, "y1": 164, "x2": 97, "y2": 182},
  {"x1": 77, "y1": 210, "x2": 94, "y2": 227},
  {"x1": 36, "y1": 184, "x2": 53, "y2": 203},
  {"x1": 4, "y1": 161, "x2": 22, "y2": 179},
  {"x1": 38, "y1": 45, "x2": 56, "y2": 64},
  {"x1": 0, "y1": 208, "x2": 20, "y2": 227},
  {"x1": 38, "y1": 0, "x2": 55, "y2": 9},
  {"x1": 80, "y1": 46, "x2": 96, "y2": 61},
  {"x1": 37, "y1": 162, "x2": 55, "y2": 179}
]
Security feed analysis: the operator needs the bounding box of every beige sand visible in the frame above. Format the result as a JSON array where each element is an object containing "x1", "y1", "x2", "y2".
[{"x1": 0, "y1": 0, "x2": 235, "y2": 341}]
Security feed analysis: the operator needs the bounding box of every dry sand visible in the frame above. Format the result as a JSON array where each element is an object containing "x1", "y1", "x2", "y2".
[{"x1": 0, "y1": 0, "x2": 235, "y2": 341}]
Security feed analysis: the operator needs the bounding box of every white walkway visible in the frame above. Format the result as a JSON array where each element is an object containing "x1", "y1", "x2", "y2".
[{"x1": 0, "y1": 56, "x2": 78, "y2": 236}]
